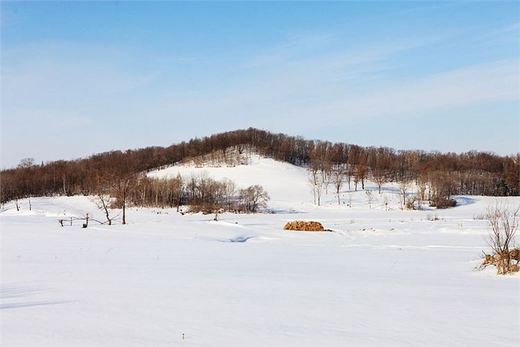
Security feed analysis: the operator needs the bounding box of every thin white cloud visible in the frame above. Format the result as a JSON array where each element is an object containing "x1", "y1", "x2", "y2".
[
  {"x1": 1, "y1": 28, "x2": 519, "y2": 167},
  {"x1": 158, "y1": 57, "x2": 519, "y2": 131},
  {"x1": 300, "y1": 59, "x2": 520, "y2": 121}
]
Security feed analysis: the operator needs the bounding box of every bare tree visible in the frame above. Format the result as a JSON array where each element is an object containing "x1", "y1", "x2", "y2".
[
  {"x1": 399, "y1": 180, "x2": 411, "y2": 210},
  {"x1": 372, "y1": 168, "x2": 388, "y2": 194},
  {"x1": 221, "y1": 179, "x2": 236, "y2": 211},
  {"x1": 417, "y1": 176, "x2": 427, "y2": 202},
  {"x1": 345, "y1": 164, "x2": 352, "y2": 191},
  {"x1": 239, "y1": 185, "x2": 270, "y2": 212},
  {"x1": 308, "y1": 147, "x2": 330, "y2": 206},
  {"x1": 365, "y1": 190, "x2": 374, "y2": 209},
  {"x1": 355, "y1": 164, "x2": 367, "y2": 190},
  {"x1": 486, "y1": 203, "x2": 520, "y2": 274},
  {"x1": 353, "y1": 176, "x2": 358, "y2": 192},
  {"x1": 321, "y1": 160, "x2": 332, "y2": 195},
  {"x1": 308, "y1": 166, "x2": 323, "y2": 206},
  {"x1": 331, "y1": 164, "x2": 345, "y2": 205},
  {"x1": 171, "y1": 174, "x2": 184, "y2": 212},
  {"x1": 17, "y1": 158, "x2": 35, "y2": 168},
  {"x1": 113, "y1": 176, "x2": 135, "y2": 225},
  {"x1": 95, "y1": 193, "x2": 113, "y2": 225}
]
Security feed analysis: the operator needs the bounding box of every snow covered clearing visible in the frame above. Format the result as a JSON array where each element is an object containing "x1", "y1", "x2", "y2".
[{"x1": 1, "y1": 156, "x2": 519, "y2": 346}]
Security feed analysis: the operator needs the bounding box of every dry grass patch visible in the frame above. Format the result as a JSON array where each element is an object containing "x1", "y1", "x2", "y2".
[{"x1": 480, "y1": 248, "x2": 520, "y2": 274}]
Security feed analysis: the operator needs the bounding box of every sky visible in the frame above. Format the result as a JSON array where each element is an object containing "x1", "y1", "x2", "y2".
[{"x1": 1, "y1": 1, "x2": 519, "y2": 168}]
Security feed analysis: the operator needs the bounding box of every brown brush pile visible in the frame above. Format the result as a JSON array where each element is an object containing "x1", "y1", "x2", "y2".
[
  {"x1": 480, "y1": 248, "x2": 520, "y2": 274},
  {"x1": 283, "y1": 221, "x2": 325, "y2": 232}
]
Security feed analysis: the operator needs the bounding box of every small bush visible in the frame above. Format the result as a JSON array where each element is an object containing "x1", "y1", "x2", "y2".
[
  {"x1": 405, "y1": 196, "x2": 417, "y2": 210},
  {"x1": 284, "y1": 221, "x2": 325, "y2": 232},
  {"x1": 480, "y1": 248, "x2": 520, "y2": 274},
  {"x1": 429, "y1": 198, "x2": 457, "y2": 209},
  {"x1": 482, "y1": 204, "x2": 520, "y2": 274}
]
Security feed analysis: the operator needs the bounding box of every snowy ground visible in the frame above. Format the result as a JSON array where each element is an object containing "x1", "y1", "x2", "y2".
[{"x1": 1, "y1": 157, "x2": 519, "y2": 346}]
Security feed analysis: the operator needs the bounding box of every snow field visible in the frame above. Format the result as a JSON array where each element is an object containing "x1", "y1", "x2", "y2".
[{"x1": 1, "y1": 156, "x2": 519, "y2": 346}]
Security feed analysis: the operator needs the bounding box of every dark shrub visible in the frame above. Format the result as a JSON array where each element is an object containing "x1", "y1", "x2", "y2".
[{"x1": 429, "y1": 198, "x2": 457, "y2": 209}]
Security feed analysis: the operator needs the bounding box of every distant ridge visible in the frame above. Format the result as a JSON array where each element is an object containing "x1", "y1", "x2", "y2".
[{"x1": 1, "y1": 128, "x2": 518, "y2": 203}]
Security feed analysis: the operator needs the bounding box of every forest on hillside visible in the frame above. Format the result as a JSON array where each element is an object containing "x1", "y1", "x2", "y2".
[{"x1": 1, "y1": 128, "x2": 518, "y2": 206}]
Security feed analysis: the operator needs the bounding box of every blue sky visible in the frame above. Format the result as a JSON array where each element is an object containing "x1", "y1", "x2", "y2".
[{"x1": 1, "y1": 1, "x2": 519, "y2": 168}]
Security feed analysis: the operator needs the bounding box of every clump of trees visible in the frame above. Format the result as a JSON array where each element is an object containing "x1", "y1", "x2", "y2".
[
  {"x1": 238, "y1": 185, "x2": 270, "y2": 213},
  {"x1": 91, "y1": 174, "x2": 270, "y2": 223},
  {"x1": 125, "y1": 175, "x2": 269, "y2": 215},
  {"x1": 79, "y1": 174, "x2": 270, "y2": 225},
  {"x1": 2, "y1": 128, "x2": 518, "y2": 206},
  {"x1": 426, "y1": 171, "x2": 457, "y2": 209},
  {"x1": 480, "y1": 203, "x2": 520, "y2": 275}
]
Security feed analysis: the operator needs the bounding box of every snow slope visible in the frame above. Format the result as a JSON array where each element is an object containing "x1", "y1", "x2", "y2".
[
  {"x1": 1, "y1": 156, "x2": 520, "y2": 346},
  {"x1": 147, "y1": 154, "x2": 310, "y2": 206}
]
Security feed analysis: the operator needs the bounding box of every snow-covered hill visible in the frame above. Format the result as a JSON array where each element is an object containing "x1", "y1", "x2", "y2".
[
  {"x1": 148, "y1": 154, "x2": 311, "y2": 205},
  {"x1": 1, "y1": 156, "x2": 519, "y2": 346}
]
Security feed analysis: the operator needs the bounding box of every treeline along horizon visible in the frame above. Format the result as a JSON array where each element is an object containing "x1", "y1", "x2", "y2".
[{"x1": 1, "y1": 128, "x2": 518, "y2": 203}]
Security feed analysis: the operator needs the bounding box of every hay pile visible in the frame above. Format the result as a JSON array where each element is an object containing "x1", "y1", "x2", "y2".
[{"x1": 283, "y1": 221, "x2": 325, "y2": 232}]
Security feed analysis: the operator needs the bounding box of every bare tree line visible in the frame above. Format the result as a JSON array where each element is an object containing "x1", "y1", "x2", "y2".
[
  {"x1": 127, "y1": 175, "x2": 269, "y2": 214},
  {"x1": 1, "y1": 128, "x2": 518, "y2": 204},
  {"x1": 307, "y1": 151, "x2": 495, "y2": 209},
  {"x1": 91, "y1": 174, "x2": 270, "y2": 225}
]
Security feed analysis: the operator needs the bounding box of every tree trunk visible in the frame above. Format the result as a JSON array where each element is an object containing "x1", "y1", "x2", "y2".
[{"x1": 122, "y1": 185, "x2": 127, "y2": 225}]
